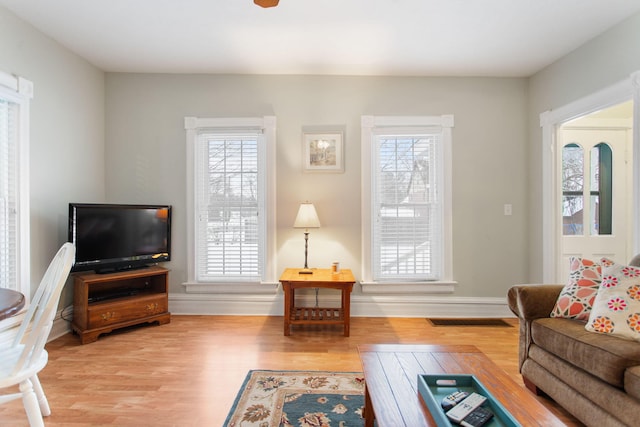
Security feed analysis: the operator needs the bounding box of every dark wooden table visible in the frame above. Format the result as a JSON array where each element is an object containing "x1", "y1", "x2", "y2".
[
  {"x1": 279, "y1": 268, "x2": 355, "y2": 336},
  {"x1": 358, "y1": 344, "x2": 564, "y2": 427},
  {"x1": 0, "y1": 288, "x2": 26, "y2": 320}
]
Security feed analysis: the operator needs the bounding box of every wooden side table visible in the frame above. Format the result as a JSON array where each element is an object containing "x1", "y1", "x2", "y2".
[{"x1": 279, "y1": 268, "x2": 355, "y2": 336}]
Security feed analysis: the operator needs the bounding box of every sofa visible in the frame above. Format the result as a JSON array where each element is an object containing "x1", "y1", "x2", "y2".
[{"x1": 508, "y1": 284, "x2": 640, "y2": 427}]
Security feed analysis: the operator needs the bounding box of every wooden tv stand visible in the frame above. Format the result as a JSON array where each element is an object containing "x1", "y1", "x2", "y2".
[{"x1": 71, "y1": 266, "x2": 171, "y2": 344}]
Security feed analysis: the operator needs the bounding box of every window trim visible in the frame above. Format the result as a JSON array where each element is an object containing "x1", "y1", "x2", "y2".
[
  {"x1": 183, "y1": 116, "x2": 277, "y2": 292},
  {"x1": 0, "y1": 70, "x2": 32, "y2": 301},
  {"x1": 360, "y1": 115, "x2": 455, "y2": 293}
]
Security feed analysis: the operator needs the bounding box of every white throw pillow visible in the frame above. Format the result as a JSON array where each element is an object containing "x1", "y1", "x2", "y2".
[{"x1": 585, "y1": 262, "x2": 640, "y2": 341}]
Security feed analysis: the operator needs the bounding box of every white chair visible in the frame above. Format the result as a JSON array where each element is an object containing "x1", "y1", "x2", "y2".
[{"x1": 0, "y1": 243, "x2": 75, "y2": 427}]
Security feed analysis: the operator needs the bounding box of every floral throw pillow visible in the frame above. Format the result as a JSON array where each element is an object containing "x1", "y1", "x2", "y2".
[
  {"x1": 585, "y1": 262, "x2": 640, "y2": 341},
  {"x1": 550, "y1": 257, "x2": 606, "y2": 321}
]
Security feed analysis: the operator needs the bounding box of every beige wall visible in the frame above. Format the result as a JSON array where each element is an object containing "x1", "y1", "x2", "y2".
[
  {"x1": 4, "y1": 0, "x2": 640, "y2": 310},
  {"x1": 0, "y1": 6, "x2": 105, "y2": 304},
  {"x1": 105, "y1": 74, "x2": 529, "y2": 298}
]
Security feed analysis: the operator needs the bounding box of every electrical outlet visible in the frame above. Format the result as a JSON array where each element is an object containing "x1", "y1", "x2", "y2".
[{"x1": 504, "y1": 204, "x2": 513, "y2": 216}]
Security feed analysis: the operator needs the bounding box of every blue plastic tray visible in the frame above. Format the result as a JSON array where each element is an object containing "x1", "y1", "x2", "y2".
[{"x1": 417, "y1": 374, "x2": 521, "y2": 427}]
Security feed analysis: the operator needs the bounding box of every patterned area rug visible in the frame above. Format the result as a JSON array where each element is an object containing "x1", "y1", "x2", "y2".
[{"x1": 224, "y1": 370, "x2": 365, "y2": 427}]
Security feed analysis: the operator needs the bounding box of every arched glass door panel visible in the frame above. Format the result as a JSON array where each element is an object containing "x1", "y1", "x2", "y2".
[
  {"x1": 590, "y1": 143, "x2": 613, "y2": 235},
  {"x1": 562, "y1": 143, "x2": 584, "y2": 235},
  {"x1": 562, "y1": 142, "x2": 614, "y2": 236}
]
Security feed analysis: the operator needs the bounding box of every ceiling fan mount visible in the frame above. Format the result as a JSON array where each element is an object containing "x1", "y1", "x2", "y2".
[{"x1": 254, "y1": 0, "x2": 280, "y2": 7}]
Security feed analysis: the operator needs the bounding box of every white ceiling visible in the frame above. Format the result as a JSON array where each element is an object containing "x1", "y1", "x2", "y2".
[{"x1": 2, "y1": 0, "x2": 640, "y2": 77}]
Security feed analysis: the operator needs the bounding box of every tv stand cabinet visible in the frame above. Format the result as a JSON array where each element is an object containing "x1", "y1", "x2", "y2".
[{"x1": 71, "y1": 266, "x2": 171, "y2": 344}]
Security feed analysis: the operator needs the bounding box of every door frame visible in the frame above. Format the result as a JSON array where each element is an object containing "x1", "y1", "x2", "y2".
[{"x1": 540, "y1": 71, "x2": 640, "y2": 283}]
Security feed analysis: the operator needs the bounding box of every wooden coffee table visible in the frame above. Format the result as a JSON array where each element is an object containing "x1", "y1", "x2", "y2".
[{"x1": 358, "y1": 344, "x2": 563, "y2": 427}]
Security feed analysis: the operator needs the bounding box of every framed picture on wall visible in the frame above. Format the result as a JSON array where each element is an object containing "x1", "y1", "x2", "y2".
[{"x1": 302, "y1": 130, "x2": 344, "y2": 173}]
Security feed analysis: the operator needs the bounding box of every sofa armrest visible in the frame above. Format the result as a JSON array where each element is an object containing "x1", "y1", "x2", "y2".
[
  {"x1": 507, "y1": 284, "x2": 563, "y2": 372},
  {"x1": 508, "y1": 284, "x2": 564, "y2": 320}
]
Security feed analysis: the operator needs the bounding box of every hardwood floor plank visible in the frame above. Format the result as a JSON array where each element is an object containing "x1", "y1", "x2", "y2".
[{"x1": 0, "y1": 315, "x2": 583, "y2": 426}]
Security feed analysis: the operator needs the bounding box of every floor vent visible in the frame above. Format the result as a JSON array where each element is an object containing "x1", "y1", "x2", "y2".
[{"x1": 427, "y1": 318, "x2": 513, "y2": 327}]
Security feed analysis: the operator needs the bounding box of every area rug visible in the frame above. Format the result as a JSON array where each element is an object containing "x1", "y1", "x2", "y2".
[{"x1": 224, "y1": 370, "x2": 365, "y2": 427}]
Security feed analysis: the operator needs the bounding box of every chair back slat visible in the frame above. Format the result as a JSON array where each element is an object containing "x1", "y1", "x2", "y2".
[{"x1": 10, "y1": 243, "x2": 75, "y2": 375}]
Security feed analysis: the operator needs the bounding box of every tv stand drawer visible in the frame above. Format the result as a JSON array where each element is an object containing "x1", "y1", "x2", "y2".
[{"x1": 87, "y1": 294, "x2": 168, "y2": 328}]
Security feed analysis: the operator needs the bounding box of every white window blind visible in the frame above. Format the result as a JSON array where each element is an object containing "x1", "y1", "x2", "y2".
[
  {"x1": 185, "y1": 116, "x2": 276, "y2": 287},
  {"x1": 0, "y1": 98, "x2": 18, "y2": 290},
  {"x1": 373, "y1": 130, "x2": 442, "y2": 281},
  {"x1": 362, "y1": 115, "x2": 453, "y2": 285},
  {"x1": 0, "y1": 72, "x2": 31, "y2": 297},
  {"x1": 195, "y1": 130, "x2": 264, "y2": 281}
]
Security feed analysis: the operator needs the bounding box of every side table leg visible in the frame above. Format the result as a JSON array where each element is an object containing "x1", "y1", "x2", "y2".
[
  {"x1": 283, "y1": 284, "x2": 292, "y2": 336},
  {"x1": 342, "y1": 288, "x2": 350, "y2": 337}
]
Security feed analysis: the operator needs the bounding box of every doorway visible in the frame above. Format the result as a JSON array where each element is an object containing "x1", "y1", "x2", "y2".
[
  {"x1": 540, "y1": 74, "x2": 639, "y2": 283},
  {"x1": 557, "y1": 104, "x2": 633, "y2": 281}
]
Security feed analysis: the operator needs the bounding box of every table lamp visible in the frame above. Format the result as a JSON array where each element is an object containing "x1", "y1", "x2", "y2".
[{"x1": 293, "y1": 202, "x2": 321, "y2": 274}]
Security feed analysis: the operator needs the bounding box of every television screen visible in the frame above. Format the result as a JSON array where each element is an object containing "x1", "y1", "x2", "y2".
[{"x1": 69, "y1": 203, "x2": 171, "y2": 273}]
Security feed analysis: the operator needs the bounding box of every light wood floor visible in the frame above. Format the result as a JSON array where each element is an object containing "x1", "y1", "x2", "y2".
[{"x1": 0, "y1": 316, "x2": 582, "y2": 426}]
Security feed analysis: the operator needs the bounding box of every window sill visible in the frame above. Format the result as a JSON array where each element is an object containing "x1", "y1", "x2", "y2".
[
  {"x1": 359, "y1": 281, "x2": 456, "y2": 294},
  {"x1": 182, "y1": 281, "x2": 278, "y2": 294}
]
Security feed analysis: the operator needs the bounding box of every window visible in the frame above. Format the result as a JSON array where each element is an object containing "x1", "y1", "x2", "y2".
[
  {"x1": 361, "y1": 115, "x2": 454, "y2": 285},
  {"x1": 184, "y1": 117, "x2": 276, "y2": 286},
  {"x1": 0, "y1": 71, "x2": 32, "y2": 297}
]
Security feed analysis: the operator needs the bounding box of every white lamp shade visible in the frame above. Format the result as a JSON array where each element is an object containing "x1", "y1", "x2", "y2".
[{"x1": 293, "y1": 202, "x2": 321, "y2": 229}]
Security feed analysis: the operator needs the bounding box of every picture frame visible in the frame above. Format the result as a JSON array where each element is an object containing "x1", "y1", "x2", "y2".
[{"x1": 302, "y1": 130, "x2": 344, "y2": 173}]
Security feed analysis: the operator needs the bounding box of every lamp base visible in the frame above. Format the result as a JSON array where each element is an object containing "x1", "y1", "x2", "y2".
[{"x1": 298, "y1": 269, "x2": 313, "y2": 274}]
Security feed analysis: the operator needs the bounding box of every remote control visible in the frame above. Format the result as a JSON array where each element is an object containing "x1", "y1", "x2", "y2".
[
  {"x1": 460, "y1": 406, "x2": 494, "y2": 427},
  {"x1": 445, "y1": 392, "x2": 487, "y2": 423},
  {"x1": 441, "y1": 390, "x2": 469, "y2": 410}
]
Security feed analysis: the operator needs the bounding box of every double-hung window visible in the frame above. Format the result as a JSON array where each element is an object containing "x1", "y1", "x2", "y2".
[
  {"x1": 361, "y1": 115, "x2": 453, "y2": 287},
  {"x1": 0, "y1": 71, "x2": 32, "y2": 298},
  {"x1": 184, "y1": 117, "x2": 276, "y2": 287}
]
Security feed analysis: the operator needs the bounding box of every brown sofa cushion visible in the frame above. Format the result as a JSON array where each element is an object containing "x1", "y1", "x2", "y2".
[
  {"x1": 531, "y1": 317, "x2": 640, "y2": 388},
  {"x1": 626, "y1": 366, "x2": 640, "y2": 401},
  {"x1": 526, "y1": 348, "x2": 640, "y2": 427}
]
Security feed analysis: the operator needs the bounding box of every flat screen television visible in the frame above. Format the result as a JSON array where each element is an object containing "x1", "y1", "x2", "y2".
[{"x1": 68, "y1": 203, "x2": 171, "y2": 273}]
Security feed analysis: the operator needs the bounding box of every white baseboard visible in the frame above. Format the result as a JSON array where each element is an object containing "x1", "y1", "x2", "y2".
[
  {"x1": 168, "y1": 292, "x2": 515, "y2": 318},
  {"x1": 50, "y1": 311, "x2": 73, "y2": 341},
  {"x1": 48, "y1": 294, "x2": 515, "y2": 341},
  {"x1": 1, "y1": 309, "x2": 72, "y2": 345}
]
